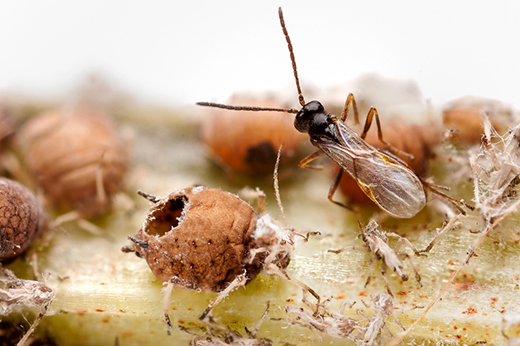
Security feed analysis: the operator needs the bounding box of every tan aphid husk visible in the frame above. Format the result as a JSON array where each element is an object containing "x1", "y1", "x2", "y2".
[
  {"x1": 337, "y1": 121, "x2": 443, "y2": 205},
  {"x1": 17, "y1": 108, "x2": 127, "y2": 216},
  {"x1": 0, "y1": 177, "x2": 46, "y2": 261},
  {"x1": 201, "y1": 95, "x2": 307, "y2": 175},
  {"x1": 127, "y1": 186, "x2": 261, "y2": 292},
  {"x1": 443, "y1": 96, "x2": 515, "y2": 145},
  {"x1": 0, "y1": 106, "x2": 16, "y2": 145}
]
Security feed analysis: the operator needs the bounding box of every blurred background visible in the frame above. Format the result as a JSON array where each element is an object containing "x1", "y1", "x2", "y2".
[{"x1": 1, "y1": 0, "x2": 519, "y2": 110}]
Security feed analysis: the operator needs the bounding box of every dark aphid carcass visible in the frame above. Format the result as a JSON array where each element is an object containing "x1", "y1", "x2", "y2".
[{"x1": 0, "y1": 177, "x2": 46, "y2": 261}]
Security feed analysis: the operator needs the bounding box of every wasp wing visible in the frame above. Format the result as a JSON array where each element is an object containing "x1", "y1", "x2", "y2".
[{"x1": 314, "y1": 122, "x2": 426, "y2": 218}]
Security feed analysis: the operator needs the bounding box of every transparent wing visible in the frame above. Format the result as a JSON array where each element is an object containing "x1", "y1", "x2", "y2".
[{"x1": 315, "y1": 123, "x2": 426, "y2": 218}]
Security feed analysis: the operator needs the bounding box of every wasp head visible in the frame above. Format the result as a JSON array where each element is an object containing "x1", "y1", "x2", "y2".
[{"x1": 294, "y1": 101, "x2": 330, "y2": 137}]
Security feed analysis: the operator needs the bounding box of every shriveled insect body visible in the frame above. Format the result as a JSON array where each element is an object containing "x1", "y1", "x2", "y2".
[
  {"x1": 181, "y1": 302, "x2": 272, "y2": 346},
  {"x1": 357, "y1": 293, "x2": 404, "y2": 346},
  {"x1": 364, "y1": 221, "x2": 422, "y2": 294},
  {"x1": 299, "y1": 101, "x2": 426, "y2": 218},
  {"x1": 282, "y1": 290, "x2": 362, "y2": 342},
  {"x1": 330, "y1": 220, "x2": 422, "y2": 295}
]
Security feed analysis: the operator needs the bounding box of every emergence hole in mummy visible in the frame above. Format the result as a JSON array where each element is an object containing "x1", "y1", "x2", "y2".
[{"x1": 147, "y1": 195, "x2": 188, "y2": 236}]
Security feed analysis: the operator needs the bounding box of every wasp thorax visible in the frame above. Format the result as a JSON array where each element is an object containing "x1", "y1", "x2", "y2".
[
  {"x1": 0, "y1": 177, "x2": 46, "y2": 261},
  {"x1": 294, "y1": 101, "x2": 329, "y2": 136}
]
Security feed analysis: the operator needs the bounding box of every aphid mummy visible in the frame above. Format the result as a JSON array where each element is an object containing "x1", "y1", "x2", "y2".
[
  {"x1": 198, "y1": 8, "x2": 471, "y2": 218},
  {"x1": 0, "y1": 177, "x2": 46, "y2": 261}
]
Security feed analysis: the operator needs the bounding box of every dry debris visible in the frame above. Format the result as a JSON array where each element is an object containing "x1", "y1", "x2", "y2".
[
  {"x1": 0, "y1": 267, "x2": 53, "y2": 315},
  {"x1": 330, "y1": 220, "x2": 422, "y2": 295},
  {"x1": 0, "y1": 267, "x2": 54, "y2": 346},
  {"x1": 471, "y1": 119, "x2": 520, "y2": 227},
  {"x1": 282, "y1": 290, "x2": 409, "y2": 346},
  {"x1": 181, "y1": 302, "x2": 272, "y2": 346}
]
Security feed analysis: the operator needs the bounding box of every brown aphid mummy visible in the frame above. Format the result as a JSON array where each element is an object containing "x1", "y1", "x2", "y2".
[
  {"x1": 0, "y1": 177, "x2": 46, "y2": 261},
  {"x1": 201, "y1": 95, "x2": 307, "y2": 175},
  {"x1": 0, "y1": 105, "x2": 16, "y2": 146},
  {"x1": 17, "y1": 107, "x2": 128, "y2": 217},
  {"x1": 122, "y1": 186, "x2": 298, "y2": 325},
  {"x1": 330, "y1": 220, "x2": 422, "y2": 296},
  {"x1": 443, "y1": 96, "x2": 516, "y2": 146}
]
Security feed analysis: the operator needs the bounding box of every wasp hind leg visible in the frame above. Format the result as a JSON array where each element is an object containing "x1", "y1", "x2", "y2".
[
  {"x1": 360, "y1": 106, "x2": 415, "y2": 161},
  {"x1": 327, "y1": 169, "x2": 364, "y2": 219},
  {"x1": 422, "y1": 180, "x2": 474, "y2": 214}
]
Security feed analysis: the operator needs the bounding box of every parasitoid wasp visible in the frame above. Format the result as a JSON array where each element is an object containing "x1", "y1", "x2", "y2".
[{"x1": 198, "y1": 7, "x2": 472, "y2": 219}]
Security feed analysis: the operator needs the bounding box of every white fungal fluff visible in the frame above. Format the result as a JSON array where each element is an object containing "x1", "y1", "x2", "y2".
[
  {"x1": 471, "y1": 121, "x2": 520, "y2": 223},
  {"x1": 248, "y1": 214, "x2": 294, "y2": 268}
]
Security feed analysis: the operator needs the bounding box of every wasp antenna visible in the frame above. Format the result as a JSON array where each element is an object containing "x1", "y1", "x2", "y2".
[
  {"x1": 196, "y1": 101, "x2": 298, "y2": 114},
  {"x1": 278, "y1": 7, "x2": 305, "y2": 107}
]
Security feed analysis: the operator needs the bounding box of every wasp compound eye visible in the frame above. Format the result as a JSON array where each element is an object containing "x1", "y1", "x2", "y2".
[
  {"x1": 294, "y1": 101, "x2": 325, "y2": 134},
  {"x1": 0, "y1": 177, "x2": 46, "y2": 261}
]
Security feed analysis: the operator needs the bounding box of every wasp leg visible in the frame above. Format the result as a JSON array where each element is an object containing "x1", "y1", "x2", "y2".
[
  {"x1": 301, "y1": 150, "x2": 359, "y2": 213},
  {"x1": 327, "y1": 169, "x2": 359, "y2": 213},
  {"x1": 421, "y1": 179, "x2": 474, "y2": 214},
  {"x1": 340, "y1": 93, "x2": 360, "y2": 124},
  {"x1": 360, "y1": 107, "x2": 415, "y2": 160},
  {"x1": 298, "y1": 149, "x2": 324, "y2": 170}
]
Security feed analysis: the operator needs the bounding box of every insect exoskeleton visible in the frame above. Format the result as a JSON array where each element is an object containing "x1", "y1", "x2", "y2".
[
  {"x1": 17, "y1": 107, "x2": 128, "y2": 217},
  {"x1": 122, "y1": 186, "x2": 295, "y2": 320},
  {"x1": 336, "y1": 120, "x2": 443, "y2": 206},
  {"x1": 201, "y1": 94, "x2": 307, "y2": 175},
  {"x1": 0, "y1": 177, "x2": 46, "y2": 261},
  {"x1": 443, "y1": 96, "x2": 516, "y2": 145}
]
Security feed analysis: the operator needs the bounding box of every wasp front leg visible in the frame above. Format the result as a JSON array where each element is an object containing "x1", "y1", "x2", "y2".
[{"x1": 298, "y1": 149, "x2": 324, "y2": 170}]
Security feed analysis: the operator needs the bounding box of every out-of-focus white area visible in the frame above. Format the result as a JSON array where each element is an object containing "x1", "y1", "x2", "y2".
[{"x1": 0, "y1": 1, "x2": 519, "y2": 110}]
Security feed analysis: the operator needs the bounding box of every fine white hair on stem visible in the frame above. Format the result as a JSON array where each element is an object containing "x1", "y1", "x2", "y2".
[{"x1": 274, "y1": 144, "x2": 286, "y2": 225}]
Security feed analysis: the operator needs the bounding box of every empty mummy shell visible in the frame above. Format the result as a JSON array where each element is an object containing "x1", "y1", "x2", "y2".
[
  {"x1": 17, "y1": 108, "x2": 127, "y2": 217},
  {"x1": 123, "y1": 186, "x2": 291, "y2": 292}
]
